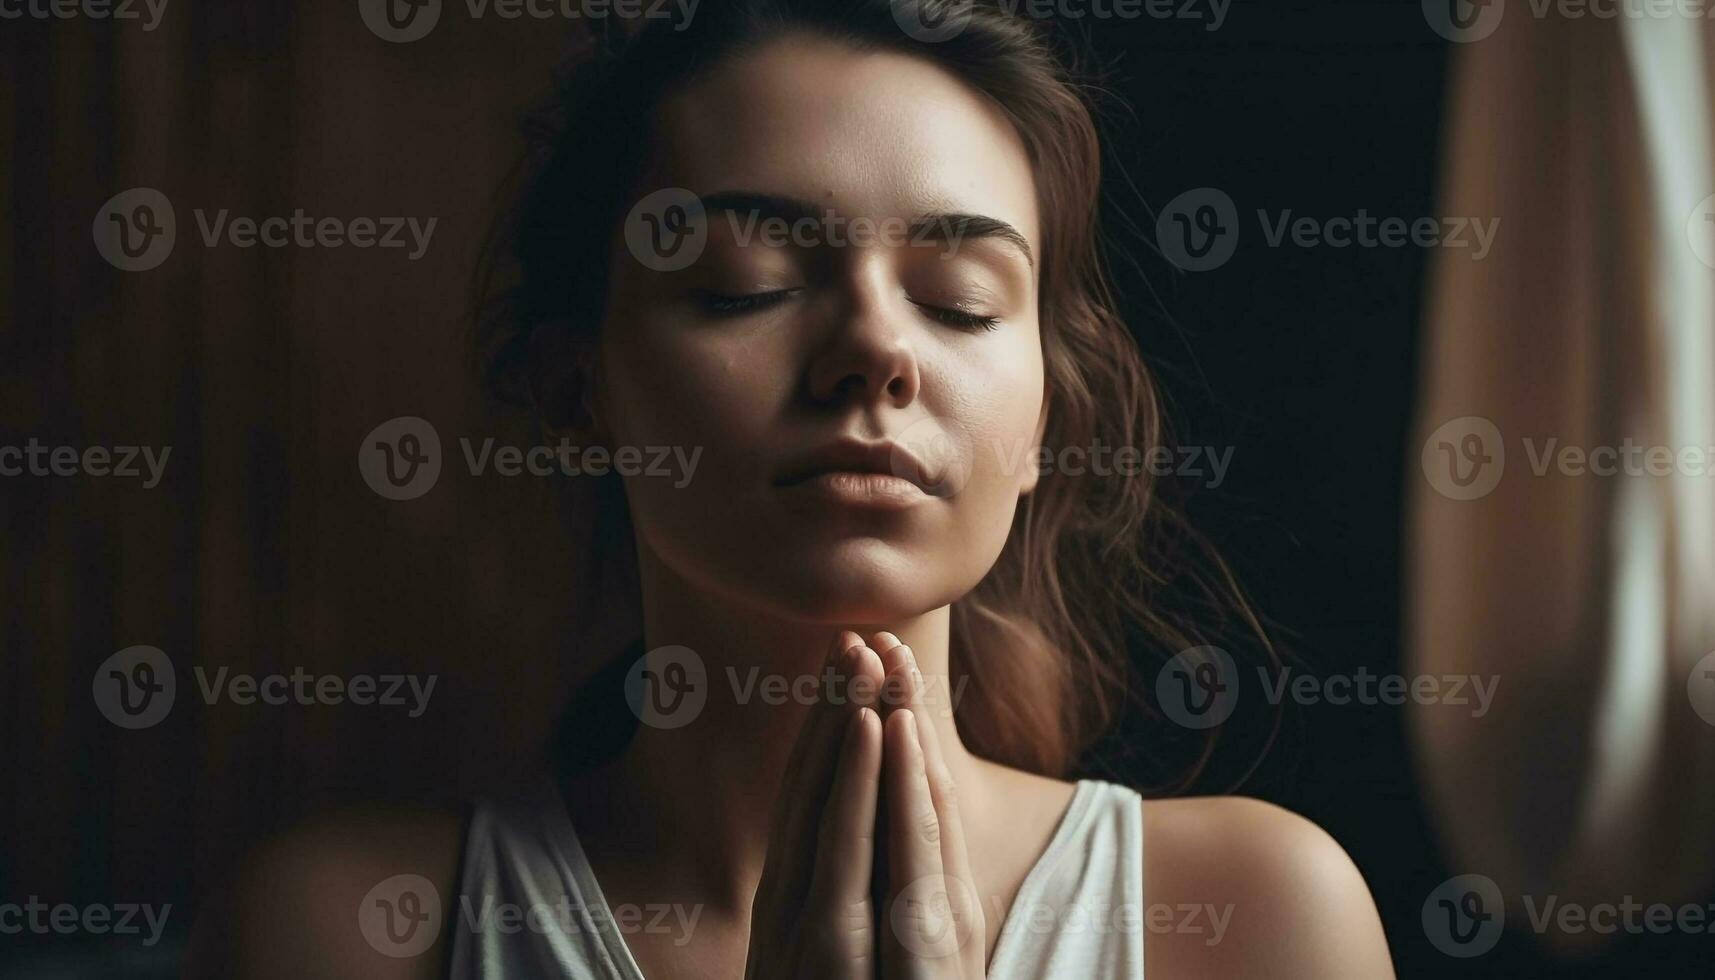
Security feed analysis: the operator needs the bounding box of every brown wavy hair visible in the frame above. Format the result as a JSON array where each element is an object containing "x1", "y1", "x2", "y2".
[{"x1": 472, "y1": 0, "x2": 1283, "y2": 793}]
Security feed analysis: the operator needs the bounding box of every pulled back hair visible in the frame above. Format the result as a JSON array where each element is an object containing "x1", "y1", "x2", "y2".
[{"x1": 473, "y1": 0, "x2": 1283, "y2": 792}]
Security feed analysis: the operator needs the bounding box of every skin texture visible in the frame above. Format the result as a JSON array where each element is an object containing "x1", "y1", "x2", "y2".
[{"x1": 195, "y1": 35, "x2": 1397, "y2": 980}]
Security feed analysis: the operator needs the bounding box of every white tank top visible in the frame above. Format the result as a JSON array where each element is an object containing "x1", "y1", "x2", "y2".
[{"x1": 447, "y1": 776, "x2": 1145, "y2": 978}]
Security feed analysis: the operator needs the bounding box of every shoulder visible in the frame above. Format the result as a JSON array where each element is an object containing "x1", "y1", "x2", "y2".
[
  {"x1": 1140, "y1": 795, "x2": 1395, "y2": 979},
  {"x1": 185, "y1": 806, "x2": 466, "y2": 980}
]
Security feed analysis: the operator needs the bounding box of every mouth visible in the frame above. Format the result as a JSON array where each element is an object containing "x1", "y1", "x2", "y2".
[{"x1": 774, "y1": 439, "x2": 936, "y2": 509}]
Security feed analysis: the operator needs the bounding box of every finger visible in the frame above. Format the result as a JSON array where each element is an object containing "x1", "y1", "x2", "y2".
[
  {"x1": 884, "y1": 708, "x2": 964, "y2": 966},
  {"x1": 755, "y1": 631, "x2": 857, "y2": 921},
  {"x1": 805, "y1": 704, "x2": 882, "y2": 968},
  {"x1": 914, "y1": 686, "x2": 986, "y2": 973},
  {"x1": 881, "y1": 636, "x2": 985, "y2": 970},
  {"x1": 872, "y1": 631, "x2": 920, "y2": 719}
]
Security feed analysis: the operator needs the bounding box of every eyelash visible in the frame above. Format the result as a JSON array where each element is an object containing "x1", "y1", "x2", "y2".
[{"x1": 698, "y1": 289, "x2": 1000, "y2": 332}]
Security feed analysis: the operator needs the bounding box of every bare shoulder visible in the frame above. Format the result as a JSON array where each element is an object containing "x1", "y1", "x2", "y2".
[
  {"x1": 1141, "y1": 796, "x2": 1395, "y2": 979},
  {"x1": 185, "y1": 806, "x2": 465, "y2": 980}
]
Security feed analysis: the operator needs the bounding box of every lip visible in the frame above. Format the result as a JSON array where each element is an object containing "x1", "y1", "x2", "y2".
[
  {"x1": 774, "y1": 439, "x2": 933, "y2": 492},
  {"x1": 778, "y1": 470, "x2": 930, "y2": 510},
  {"x1": 773, "y1": 438, "x2": 936, "y2": 510}
]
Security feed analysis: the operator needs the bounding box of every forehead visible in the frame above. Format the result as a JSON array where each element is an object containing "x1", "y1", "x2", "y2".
[{"x1": 645, "y1": 35, "x2": 1041, "y2": 252}]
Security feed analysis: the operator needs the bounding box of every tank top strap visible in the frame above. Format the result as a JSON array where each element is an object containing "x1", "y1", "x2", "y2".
[{"x1": 986, "y1": 778, "x2": 1147, "y2": 979}]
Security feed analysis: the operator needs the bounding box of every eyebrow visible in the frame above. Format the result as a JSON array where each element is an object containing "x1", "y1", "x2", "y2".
[{"x1": 698, "y1": 190, "x2": 1035, "y2": 269}]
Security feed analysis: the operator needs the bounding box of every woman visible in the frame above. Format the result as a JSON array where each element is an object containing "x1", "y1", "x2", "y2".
[{"x1": 215, "y1": 2, "x2": 1395, "y2": 976}]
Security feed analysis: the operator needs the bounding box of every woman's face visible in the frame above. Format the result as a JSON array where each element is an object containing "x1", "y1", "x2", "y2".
[{"x1": 596, "y1": 35, "x2": 1046, "y2": 623}]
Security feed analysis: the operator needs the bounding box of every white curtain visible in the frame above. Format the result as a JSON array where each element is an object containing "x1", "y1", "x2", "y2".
[{"x1": 1408, "y1": 8, "x2": 1715, "y2": 952}]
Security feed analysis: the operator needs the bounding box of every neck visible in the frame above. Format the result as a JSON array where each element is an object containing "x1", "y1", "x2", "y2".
[{"x1": 579, "y1": 545, "x2": 980, "y2": 914}]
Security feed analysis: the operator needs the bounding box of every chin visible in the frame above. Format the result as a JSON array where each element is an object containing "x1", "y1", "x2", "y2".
[{"x1": 741, "y1": 548, "x2": 959, "y2": 624}]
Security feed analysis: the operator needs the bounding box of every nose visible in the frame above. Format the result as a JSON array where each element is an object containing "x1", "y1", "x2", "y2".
[{"x1": 805, "y1": 261, "x2": 922, "y2": 409}]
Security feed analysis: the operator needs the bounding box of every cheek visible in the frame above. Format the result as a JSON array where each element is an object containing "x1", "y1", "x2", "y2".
[
  {"x1": 601, "y1": 319, "x2": 781, "y2": 460},
  {"x1": 909, "y1": 339, "x2": 1044, "y2": 577},
  {"x1": 597, "y1": 319, "x2": 791, "y2": 554},
  {"x1": 941, "y1": 340, "x2": 1045, "y2": 498}
]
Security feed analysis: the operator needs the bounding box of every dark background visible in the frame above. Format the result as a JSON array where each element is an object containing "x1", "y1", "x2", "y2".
[{"x1": 4, "y1": 1, "x2": 1709, "y2": 976}]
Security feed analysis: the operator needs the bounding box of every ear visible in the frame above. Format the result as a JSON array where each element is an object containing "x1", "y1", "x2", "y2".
[
  {"x1": 528, "y1": 321, "x2": 607, "y2": 445},
  {"x1": 1019, "y1": 392, "x2": 1050, "y2": 497}
]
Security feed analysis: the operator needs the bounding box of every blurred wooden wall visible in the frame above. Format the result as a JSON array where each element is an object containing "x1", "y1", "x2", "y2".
[{"x1": 2, "y1": 0, "x2": 623, "y2": 947}]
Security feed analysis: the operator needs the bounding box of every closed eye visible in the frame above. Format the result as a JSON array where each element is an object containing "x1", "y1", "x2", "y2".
[
  {"x1": 698, "y1": 288, "x2": 799, "y2": 317},
  {"x1": 913, "y1": 301, "x2": 1000, "y2": 332}
]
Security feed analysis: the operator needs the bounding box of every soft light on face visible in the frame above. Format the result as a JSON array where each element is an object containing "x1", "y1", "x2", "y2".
[{"x1": 596, "y1": 35, "x2": 1047, "y2": 623}]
